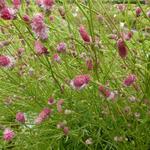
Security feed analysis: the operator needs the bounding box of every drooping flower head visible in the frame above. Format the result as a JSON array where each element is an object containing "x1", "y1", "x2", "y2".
[
  {"x1": 53, "y1": 53, "x2": 61, "y2": 63},
  {"x1": 22, "y1": 14, "x2": 30, "y2": 23},
  {"x1": 16, "y1": 112, "x2": 25, "y2": 123},
  {"x1": 34, "y1": 40, "x2": 48, "y2": 55},
  {"x1": 31, "y1": 14, "x2": 49, "y2": 40},
  {"x1": 123, "y1": 74, "x2": 136, "y2": 86},
  {"x1": 3, "y1": 128, "x2": 15, "y2": 142},
  {"x1": 70, "y1": 74, "x2": 90, "y2": 90},
  {"x1": 0, "y1": 55, "x2": 15, "y2": 68},
  {"x1": 35, "y1": 108, "x2": 52, "y2": 124},
  {"x1": 0, "y1": 7, "x2": 16, "y2": 20},
  {"x1": 116, "y1": 4, "x2": 126, "y2": 12},
  {"x1": 79, "y1": 25, "x2": 91, "y2": 43},
  {"x1": 117, "y1": 39, "x2": 127, "y2": 58}
]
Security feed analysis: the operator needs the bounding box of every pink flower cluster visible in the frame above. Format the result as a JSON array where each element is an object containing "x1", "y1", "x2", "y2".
[
  {"x1": 123, "y1": 74, "x2": 136, "y2": 86},
  {"x1": 70, "y1": 75, "x2": 90, "y2": 90},
  {"x1": 35, "y1": 108, "x2": 52, "y2": 124},
  {"x1": 117, "y1": 39, "x2": 127, "y2": 58},
  {"x1": 0, "y1": 55, "x2": 15, "y2": 68},
  {"x1": 36, "y1": 0, "x2": 55, "y2": 10},
  {"x1": 16, "y1": 112, "x2": 25, "y2": 123},
  {"x1": 3, "y1": 128, "x2": 15, "y2": 142},
  {"x1": 31, "y1": 14, "x2": 49, "y2": 40}
]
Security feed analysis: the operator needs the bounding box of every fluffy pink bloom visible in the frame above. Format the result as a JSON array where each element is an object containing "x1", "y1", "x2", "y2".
[
  {"x1": 0, "y1": 0, "x2": 5, "y2": 10},
  {"x1": 79, "y1": 25, "x2": 91, "y2": 43},
  {"x1": 35, "y1": 108, "x2": 52, "y2": 124},
  {"x1": 34, "y1": 40, "x2": 48, "y2": 55},
  {"x1": 70, "y1": 75, "x2": 90, "y2": 90},
  {"x1": 117, "y1": 39, "x2": 127, "y2": 58},
  {"x1": 0, "y1": 7, "x2": 16, "y2": 20},
  {"x1": 123, "y1": 74, "x2": 136, "y2": 86},
  {"x1": 12, "y1": 0, "x2": 21, "y2": 9},
  {"x1": 53, "y1": 53, "x2": 61, "y2": 63},
  {"x1": 0, "y1": 55, "x2": 15, "y2": 68},
  {"x1": 57, "y1": 42, "x2": 66, "y2": 53},
  {"x1": 57, "y1": 99, "x2": 64, "y2": 113},
  {"x1": 135, "y1": 7, "x2": 142, "y2": 17},
  {"x1": 22, "y1": 14, "x2": 30, "y2": 23},
  {"x1": 86, "y1": 59, "x2": 93, "y2": 70},
  {"x1": 124, "y1": 31, "x2": 133, "y2": 41},
  {"x1": 3, "y1": 128, "x2": 15, "y2": 141},
  {"x1": 48, "y1": 97, "x2": 54, "y2": 105},
  {"x1": 116, "y1": 4, "x2": 126, "y2": 12},
  {"x1": 31, "y1": 14, "x2": 49, "y2": 40},
  {"x1": 99, "y1": 85, "x2": 115, "y2": 100},
  {"x1": 16, "y1": 112, "x2": 25, "y2": 123},
  {"x1": 42, "y1": 0, "x2": 55, "y2": 10}
]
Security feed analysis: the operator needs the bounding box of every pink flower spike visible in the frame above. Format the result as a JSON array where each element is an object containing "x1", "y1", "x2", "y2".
[
  {"x1": 53, "y1": 53, "x2": 61, "y2": 63},
  {"x1": 16, "y1": 112, "x2": 25, "y2": 123},
  {"x1": 3, "y1": 128, "x2": 15, "y2": 142},
  {"x1": 135, "y1": 7, "x2": 142, "y2": 17},
  {"x1": 57, "y1": 42, "x2": 67, "y2": 53},
  {"x1": 0, "y1": 55, "x2": 15, "y2": 68},
  {"x1": 35, "y1": 108, "x2": 52, "y2": 124},
  {"x1": 12, "y1": 0, "x2": 21, "y2": 9},
  {"x1": 0, "y1": 0, "x2": 5, "y2": 10},
  {"x1": 79, "y1": 25, "x2": 91, "y2": 43},
  {"x1": 63, "y1": 126, "x2": 69, "y2": 136},
  {"x1": 48, "y1": 97, "x2": 54, "y2": 105},
  {"x1": 0, "y1": 7, "x2": 16, "y2": 20},
  {"x1": 123, "y1": 74, "x2": 136, "y2": 86},
  {"x1": 31, "y1": 14, "x2": 49, "y2": 40},
  {"x1": 42, "y1": 0, "x2": 55, "y2": 10},
  {"x1": 70, "y1": 75, "x2": 90, "y2": 90},
  {"x1": 22, "y1": 14, "x2": 30, "y2": 23},
  {"x1": 117, "y1": 39, "x2": 127, "y2": 58},
  {"x1": 34, "y1": 40, "x2": 48, "y2": 55}
]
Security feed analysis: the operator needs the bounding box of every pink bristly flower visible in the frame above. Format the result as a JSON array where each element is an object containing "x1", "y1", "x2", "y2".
[
  {"x1": 57, "y1": 42, "x2": 67, "y2": 53},
  {"x1": 0, "y1": 55, "x2": 15, "y2": 68},
  {"x1": 31, "y1": 14, "x2": 49, "y2": 40},
  {"x1": 3, "y1": 128, "x2": 15, "y2": 142},
  {"x1": 86, "y1": 59, "x2": 93, "y2": 70},
  {"x1": 99, "y1": 85, "x2": 115, "y2": 100},
  {"x1": 123, "y1": 74, "x2": 136, "y2": 86},
  {"x1": 35, "y1": 108, "x2": 52, "y2": 124},
  {"x1": 70, "y1": 74, "x2": 90, "y2": 90},
  {"x1": 53, "y1": 53, "x2": 61, "y2": 63},
  {"x1": 57, "y1": 99, "x2": 64, "y2": 113},
  {"x1": 34, "y1": 40, "x2": 48, "y2": 55},
  {"x1": 16, "y1": 112, "x2": 25, "y2": 123},
  {"x1": 0, "y1": 0, "x2": 5, "y2": 10},
  {"x1": 42, "y1": 0, "x2": 55, "y2": 10},
  {"x1": 117, "y1": 39, "x2": 127, "y2": 58},
  {"x1": 116, "y1": 4, "x2": 126, "y2": 12},
  {"x1": 48, "y1": 97, "x2": 54, "y2": 105},
  {"x1": 124, "y1": 31, "x2": 133, "y2": 41},
  {"x1": 0, "y1": 7, "x2": 16, "y2": 20},
  {"x1": 63, "y1": 126, "x2": 69, "y2": 136},
  {"x1": 12, "y1": 0, "x2": 21, "y2": 9},
  {"x1": 22, "y1": 14, "x2": 30, "y2": 23},
  {"x1": 135, "y1": 7, "x2": 142, "y2": 17},
  {"x1": 79, "y1": 25, "x2": 91, "y2": 43}
]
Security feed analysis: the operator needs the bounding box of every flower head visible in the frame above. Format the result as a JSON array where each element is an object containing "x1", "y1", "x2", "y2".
[
  {"x1": 135, "y1": 7, "x2": 142, "y2": 17},
  {"x1": 35, "y1": 108, "x2": 52, "y2": 124},
  {"x1": 16, "y1": 112, "x2": 25, "y2": 123},
  {"x1": 3, "y1": 128, "x2": 15, "y2": 142},
  {"x1": 34, "y1": 40, "x2": 48, "y2": 55},
  {"x1": 31, "y1": 14, "x2": 49, "y2": 40},
  {"x1": 12, "y1": 0, "x2": 21, "y2": 9},
  {"x1": 70, "y1": 74, "x2": 90, "y2": 90},
  {"x1": 0, "y1": 55, "x2": 15, "y2": 68},
  {"x1": 79, "y1": 25, "x2": 91, "y2": 43},
  {"x1": 57, "y1": 42, "x2": 66, "y2": 53},
  {"x1": 53, "y1": 53, "x2": 61, "y2": 63},
  {"x1": 117, "y1": 39, "x2": 127, "y2": 58},
  {"x1": 123, "y1": 74, "x2": 136, "y2": 86},
  {"x1": 0, "y1": 7, "x2": 16, "y2": 20}
]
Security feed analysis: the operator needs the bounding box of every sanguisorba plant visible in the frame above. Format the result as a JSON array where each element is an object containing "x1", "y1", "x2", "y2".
[{"x1": 0, "y1": 0, "x2": 150, "y2": 149}]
